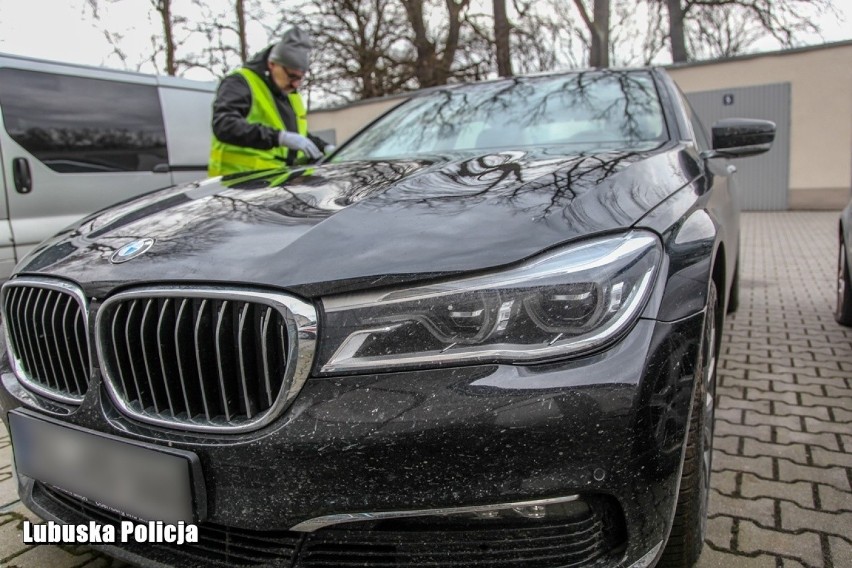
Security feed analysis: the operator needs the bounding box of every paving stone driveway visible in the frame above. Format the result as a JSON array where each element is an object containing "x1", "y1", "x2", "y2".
[
  {"x1": 0, "y1": 211, "x2": 850, "y2": 567},
  {"x1": 697, "y1": 212, "x2": 852, "y2": 568}
]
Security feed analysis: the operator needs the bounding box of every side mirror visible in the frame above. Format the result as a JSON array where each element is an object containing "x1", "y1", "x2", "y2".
[{"x1": 703, "y1": 118, "x2": 776, "y2": 159}]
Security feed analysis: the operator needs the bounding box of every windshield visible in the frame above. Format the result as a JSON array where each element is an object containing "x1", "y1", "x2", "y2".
[{"x1": 335, "y1": 71, "x2": 667, "y2": 161}]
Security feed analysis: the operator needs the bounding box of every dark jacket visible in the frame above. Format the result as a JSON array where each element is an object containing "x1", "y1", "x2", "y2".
[{"x1": 211, "y1": 46, "x2": 328, "y2": 165}]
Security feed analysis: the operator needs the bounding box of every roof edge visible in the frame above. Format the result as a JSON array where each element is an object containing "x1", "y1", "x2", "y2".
[{"x1": 664, "y1": 39, "x2": 852, "y2": 71}]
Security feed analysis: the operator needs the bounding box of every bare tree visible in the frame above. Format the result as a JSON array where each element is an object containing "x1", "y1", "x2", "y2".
[
  {"x1": 85, "y1": 0, "x2": 133, "y2": 68},
  {"x1": 249, "y1": 0, "x2": 484, "y2": 100},
  {"x1": 508, "y1": 1, "x2": 564, "y2": 73},
  {"x1": 608, "y1": 0, "x2": 668, "y2": 66},
  {"x1": 689, "y1": 4, "x2": 764, "y2": 58},
  {"x1": 400, "y1": 0, "x2": 474, "y2": 88},
  {"x1": 86, "y1": 0, "x2": 192, "y2": 75},
  {"x1": 177, "y1": 0, "x2": 256, "y2": 77},
  {"x1": 101, "y1": 29, "x2": 131, "y2": 68},
  {"x1": 666, "y1": 0, "x2": 687, "y2": 62},
  {"x1": 572, "y1": 0, "x2": 611, "y2": 67},
  {"x1": 293, "y1": 0, "x2": 413, "y2": 104},
  {"x1": 250, "y1": 0, "x2": 300, "y2": 41},
  {"x1": 464, "y1": 0, "x2": 564, "y2": 77},
  {"x1": 152, "y1": 0, "x2": 178, "y2": 75},
  {"x1": 639, "y1": 0, "x2": 669, "y2": 64},
  {"x1": 236, "y1": 0, "x2": 248, "y2": 62},
  {"x1": 493, "y1": 0, "x2": 512, "y2": 76},
  {"x1": 662, "y1": 0, "x2": 837, "y2": 63}
]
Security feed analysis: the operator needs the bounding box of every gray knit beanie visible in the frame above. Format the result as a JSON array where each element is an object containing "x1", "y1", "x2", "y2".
[{"x1": 269, "y1": 27, "x2": 313, "y2": 71}]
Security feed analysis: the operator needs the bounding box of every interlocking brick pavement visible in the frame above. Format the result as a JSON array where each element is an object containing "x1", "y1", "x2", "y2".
[
  {"x1": 698, "y1": 212, "x2": 852, "y2": 568},
  {"x1": 0, "y1": 212, "x2": 850, "y2": 567}
]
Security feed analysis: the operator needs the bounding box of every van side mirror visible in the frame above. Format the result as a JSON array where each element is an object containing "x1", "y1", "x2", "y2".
[{"x1": 702, "y1": 118, "x2": 775, "y2": 159}]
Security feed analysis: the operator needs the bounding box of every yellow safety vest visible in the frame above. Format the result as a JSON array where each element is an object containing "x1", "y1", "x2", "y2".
[{"x1": 208, "y1": 68, "x2": 309, "y2": 177}]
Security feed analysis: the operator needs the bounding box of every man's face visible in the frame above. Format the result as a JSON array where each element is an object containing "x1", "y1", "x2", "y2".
[{"x1": 268, "y1": 61, "x2": 305, "y2": 93}]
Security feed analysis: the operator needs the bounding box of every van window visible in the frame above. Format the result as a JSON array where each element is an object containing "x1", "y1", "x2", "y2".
[{"x1": 0, "y1": 68, "x2": 168, "y2": 173}]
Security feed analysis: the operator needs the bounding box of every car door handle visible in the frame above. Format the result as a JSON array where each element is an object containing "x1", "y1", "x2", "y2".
[
  {"x1": 13, "y1": 157, "x2": 32, "y2": 194},
  {"x1": 727, "y1": 164, "x2": 737, "y2": 174}
]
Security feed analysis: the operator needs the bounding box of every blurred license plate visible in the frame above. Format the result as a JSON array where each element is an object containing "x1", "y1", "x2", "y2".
[{"x1": 9, "y1": 411, "x2": 197, "y2": 523}]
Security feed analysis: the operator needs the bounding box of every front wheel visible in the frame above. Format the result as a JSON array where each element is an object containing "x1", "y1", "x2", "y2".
[
  {"x1": 659, "y1": 281, "x2": 718, "y2": 567},
  {"x1": 835, "y1": 236, "x2": 852, "y2": 326}
]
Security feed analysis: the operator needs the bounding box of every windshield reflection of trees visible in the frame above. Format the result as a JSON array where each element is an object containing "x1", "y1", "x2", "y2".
[
  {"x1": 337, "y1": 70, "x2": 665, "y2": 160},
  {"x1": 383, "y1": 149, "x2": 650, "y2": 220}
]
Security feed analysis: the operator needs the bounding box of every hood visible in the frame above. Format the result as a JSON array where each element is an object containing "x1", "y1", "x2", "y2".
[{"x1": 17, "y1": 144, "x2": 699, "y2": 298}]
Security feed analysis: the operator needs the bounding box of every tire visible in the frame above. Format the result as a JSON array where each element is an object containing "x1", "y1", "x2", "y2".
[
  {"x1": 835, "y1": 236, "x2": 852, "y2": 326},
  {"x1": 726, "y1": 259, "x2": 739, "y2": 314},
  {"x1": 659, "y1": 282, "x2": 718, "y2": 567}
]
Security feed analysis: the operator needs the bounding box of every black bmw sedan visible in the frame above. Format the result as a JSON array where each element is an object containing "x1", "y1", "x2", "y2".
[{"x1": 0, "y1": 69, "x2": 774, "y2": 568}]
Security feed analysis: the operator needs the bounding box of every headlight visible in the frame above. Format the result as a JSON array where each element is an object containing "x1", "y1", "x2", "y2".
[{"x1": 318, "y1": 231, "x2": 662, "y2": 373}]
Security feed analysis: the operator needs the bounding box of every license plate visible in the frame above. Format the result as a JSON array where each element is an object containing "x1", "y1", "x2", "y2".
[{"x1": 9, "y1": 411, "x2": 201, "y2": 523}]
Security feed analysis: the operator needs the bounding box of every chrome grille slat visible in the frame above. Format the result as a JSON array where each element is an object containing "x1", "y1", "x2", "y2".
[
  {"x1": 124, "y1": 300, "x2": 148, "y2": 409},
  {"x1": 23, "y1": 288, "x2": 42, "y2": 381},
  {"x1": 261, "y1": 307, "x2": 273, "y2": 407},
  {"x1": 1, "y1": 279, "x2": 91, "y2": 403},
  {"x1": 48, "y1": 293, "x2": 72, "y2": 393},
  {"x1": 6, "y1": 289, "x2": 20, "y2": 355},
  {"x1": 61, "y1": 301, "x2": 84, "y2": 394},
  {"x1": 110, "y1": 303, "x2": 130, "y2": 399},
  {"x1": 10, "y1": 289, "x2": 31, "y2": 375},
  {"x1": 214, "y1": 300, "x2": 233, "y2": 422},
  {"x1": 140, "y1": 299, "x2": 162, "y2": 414},
  {"x1": 156, "y1": 298, "x2": 177, "y2": 418},
  {"x1": 173, "y1": 299, "x2": 195, "y2": 418},
  {"x1": 193, "y1": 299, "x2": 213, "y2": 421},
  {"x1": 237, "y1": 303, "x2": 254, "y2": 418},
  {"x1": 72, "y1": 308, "x2": 88, "y2": 387},
  {"x1": 39, "y1": 291, "x2": 59, "y2": 390},
  {"x1": 97, "y1": 287, "x2": 317, "y2": 433},
  {"x1": 7, "y1": 289, "x2": 21, "y2": 368},
  {"x1": 32, "y1": 289, "x2": 54, "y2": 389},
  {"x1": 277, "y1": 317, "x2": 290, "y2": 399}
]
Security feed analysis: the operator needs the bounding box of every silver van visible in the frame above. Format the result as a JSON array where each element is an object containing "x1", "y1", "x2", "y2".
[{"x1": 0, "y1": 53, "x2": 215, "y2": 279}]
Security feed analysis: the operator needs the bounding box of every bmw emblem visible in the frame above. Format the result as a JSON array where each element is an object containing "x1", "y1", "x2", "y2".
[{"x1": 111, "y1": 238, "x2": 155, "y2": 264}]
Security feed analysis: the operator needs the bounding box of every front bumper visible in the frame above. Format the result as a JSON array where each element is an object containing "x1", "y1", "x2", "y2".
[{"x1": 1, "y1": 313, "x2": 703, "y2": 567}]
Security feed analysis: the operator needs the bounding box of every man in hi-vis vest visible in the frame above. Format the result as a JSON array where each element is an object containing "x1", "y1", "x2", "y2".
[{"x1": 208, "y1": 27, "x2": 331, "y2": 177}]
